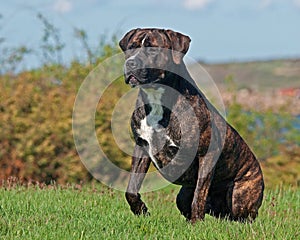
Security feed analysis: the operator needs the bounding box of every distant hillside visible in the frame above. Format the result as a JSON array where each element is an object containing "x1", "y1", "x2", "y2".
[
  {"x1": 187, "y1": 59, "x2": 300, "y2": 115},
  {"x1": 199, "y1": 59, "x2": 300, "y2": 91}
]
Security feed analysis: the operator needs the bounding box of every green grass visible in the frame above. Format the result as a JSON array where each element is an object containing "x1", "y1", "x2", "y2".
[{"x1": 0, "y1": 183, "x2": 299, "y2": 240}]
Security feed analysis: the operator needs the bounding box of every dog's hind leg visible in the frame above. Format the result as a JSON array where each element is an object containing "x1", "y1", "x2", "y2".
[
  {"x1": 227, "y1": 167, "x2": 264, "y2": 222},
  {"x1": 176, "y1": 186, "x2": 195, "y2": 220},
  {"x1": 206, "y1": 188, "x2": 231, "y2": 219}
]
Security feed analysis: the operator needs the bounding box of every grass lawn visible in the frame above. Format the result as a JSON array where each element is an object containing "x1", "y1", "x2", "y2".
[{"x1": 0, "y1": 183, "x2": 299, "y2": 240}]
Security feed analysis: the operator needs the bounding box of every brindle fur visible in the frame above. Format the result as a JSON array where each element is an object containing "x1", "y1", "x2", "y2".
[{"x1": 119, "y1": 28, "x2": 264, "y2": 223}]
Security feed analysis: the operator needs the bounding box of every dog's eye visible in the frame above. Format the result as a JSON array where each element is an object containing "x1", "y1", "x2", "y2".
[
  {"x1": 143, "y1": 41, "x2": 151, "y2": 47},
  {"x1": 147, "y1": 47, "x2": 159, "y2": 55},
  {"x1": 129, "y1": 42, "x2": 139, "y2": 49}
]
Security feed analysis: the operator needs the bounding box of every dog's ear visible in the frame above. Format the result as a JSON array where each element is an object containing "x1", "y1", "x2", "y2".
[
  {"x1": 165, "y1": 30, "x2": 191, "y2": 64},
  {"x1": 119, "y1": 28, "x2": 140, "y2": 52}
]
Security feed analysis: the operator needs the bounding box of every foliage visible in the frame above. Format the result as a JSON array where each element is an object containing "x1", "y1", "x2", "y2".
[
  {"x1": 74, "y1": 28, "x2": 119, "y2": 65},
  {"x1": 0, "y1": 14, "x2": 32, "y2": 73},
  {"x1": 0, "y1": 182, "x2": 299, "y2": 239},
  {"x1": 0, "y1": 54, "x2": 126, "y2": 183},
  {"x1": 0, "y1": 46, "x2": 32, "y2": 73},
  {"x1": 0, "y1": 13, "x2": 125, "y2": 183},
  {"x1": 37, "y1": 13, "x2": 65, "y2": 66},
  {"x1": 0, "y1": 71, "x2": 83, "y2": 183}
]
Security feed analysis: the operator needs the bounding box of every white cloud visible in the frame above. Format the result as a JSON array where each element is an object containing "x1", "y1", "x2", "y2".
[
  {"x1": 183, "y1": 0, "x2": 214, "y2": 10},
  {"x1": 53, "y1": 0, "x2": 73, "y2": 13},
  {"x1": 259, "y1": 0, "x2": 300, "y2": 9},
  {"x1": 259, "y1": 0, "x2": 273, "y2": 9},
  {"x1": 294, "y1": 0, "x2": 300, "y2": 8}
]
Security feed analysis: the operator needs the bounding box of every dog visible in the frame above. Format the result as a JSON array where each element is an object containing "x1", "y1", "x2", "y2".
[{"x1": 119, "y1": 28, "x2": 264, "y2": 223}]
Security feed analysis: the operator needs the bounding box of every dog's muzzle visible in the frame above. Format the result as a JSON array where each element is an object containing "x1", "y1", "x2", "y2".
[
  {"x1": 124, "y1": 55, "x2": 145, "y2": 87},
  {"x1": 124, "y1": 48, "x2": 167, "y2": 87},
  {"x1": 124, "y1": 56, "x2": 142, "y2": 87},
  {"x1": 125, "y1": 58, "x2": 142, "y2": 71}
]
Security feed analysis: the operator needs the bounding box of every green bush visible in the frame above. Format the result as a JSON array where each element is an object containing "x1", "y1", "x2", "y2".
[
  {"x1": 0, "y1": 72, "x2": 81, "y2": 183},
  {"x1": 0, "y1": 13, "x2": 126, "y2": 183}
]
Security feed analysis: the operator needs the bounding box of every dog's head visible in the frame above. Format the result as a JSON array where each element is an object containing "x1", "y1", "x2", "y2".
[{"x1": 119, "y1": 28, "x2": 191, "y2": 87}]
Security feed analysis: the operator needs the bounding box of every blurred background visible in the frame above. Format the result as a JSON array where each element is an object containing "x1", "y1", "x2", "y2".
[{"x1": 0, "y1": 0, "x2": 299, "y2": 188}]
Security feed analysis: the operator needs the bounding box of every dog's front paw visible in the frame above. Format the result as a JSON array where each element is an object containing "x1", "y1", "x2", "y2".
[
  {"x1": 140, "y1": 203, "x2": 150, "y2": 216},
  {"x1": 126, "y1": 192, "x2": 149, "y2": 216},
  {"x1": 131, "y1": 202, "x2": 149, "y2": 216}
]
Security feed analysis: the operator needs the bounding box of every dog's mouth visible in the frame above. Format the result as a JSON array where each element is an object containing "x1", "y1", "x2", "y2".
[
  {"x1": 125, "y1": 71, "x2": 165, "y2": 88},
  {"x1": 126, "y1": 74, "x2": 140, "y2": 87}
]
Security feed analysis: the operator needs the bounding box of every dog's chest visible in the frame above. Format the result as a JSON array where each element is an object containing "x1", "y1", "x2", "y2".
[
  {"x1": 137, "y1": 87, "x2": 177, "y2": 168},
  {"x1": 140, "y1": 87, "x2": 165, "y2": 126},
  {"x1": 137, "y1": 87, "x2": 165, "y2": 144}
]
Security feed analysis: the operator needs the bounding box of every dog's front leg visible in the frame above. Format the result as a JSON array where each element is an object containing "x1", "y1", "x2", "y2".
[
  {"x1": 126, "y1": 146, "x2": 151, "y2": 215},
  {"x1": 190, "y1": 155, "x2": 215, "y2": 223}
]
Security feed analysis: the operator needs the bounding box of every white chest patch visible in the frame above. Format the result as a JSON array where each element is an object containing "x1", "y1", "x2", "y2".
[
  {"x1": 142, "y1": 87, "x2": 165, "y2": 126},
  {"x1": 137, "y1": 87, "x2": 171, "y2": 169}
]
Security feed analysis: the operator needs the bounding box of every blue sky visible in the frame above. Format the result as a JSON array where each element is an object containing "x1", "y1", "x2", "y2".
[{"x1": 1, "y1": 0, "x2": 300, "y2": 64}]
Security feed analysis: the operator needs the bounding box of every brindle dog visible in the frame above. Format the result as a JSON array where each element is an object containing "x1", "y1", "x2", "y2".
[{"x1": 119, "y1": 28, "x2": 264, "y2": 223}]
